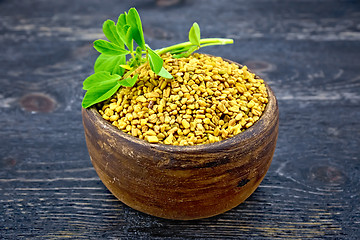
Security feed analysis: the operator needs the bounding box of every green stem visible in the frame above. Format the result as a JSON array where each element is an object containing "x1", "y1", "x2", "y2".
[
  {"x1": 155, "y1": 38, "x2": 233, "y2": 55},
  {"x1": 122, "y1": 67, "x2": 137, "y2": 79}
]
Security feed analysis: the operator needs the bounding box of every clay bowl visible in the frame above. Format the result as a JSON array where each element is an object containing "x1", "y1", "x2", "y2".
[{"x1": 82, "y1": 62, "x2": 279, "y2": 220}]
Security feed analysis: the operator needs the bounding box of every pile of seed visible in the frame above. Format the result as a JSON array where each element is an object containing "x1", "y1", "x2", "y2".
[{"x1": 98, "y1": 53, "x2": 268, "y2": 145}]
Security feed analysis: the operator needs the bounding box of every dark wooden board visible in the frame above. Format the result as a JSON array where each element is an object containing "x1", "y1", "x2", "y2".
[{"x1": 0, "y1": 0, "x2": 359, "y2": 239}]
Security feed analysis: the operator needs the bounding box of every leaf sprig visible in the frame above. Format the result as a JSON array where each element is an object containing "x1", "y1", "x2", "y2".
[{"x1": 82, "y1": 8, "x2": 233, "y2": 108}]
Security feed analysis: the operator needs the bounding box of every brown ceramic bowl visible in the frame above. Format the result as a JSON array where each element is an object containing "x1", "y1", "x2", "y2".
[{"x1": 82, "y1": 62, "x2": 279, "y2": 220}]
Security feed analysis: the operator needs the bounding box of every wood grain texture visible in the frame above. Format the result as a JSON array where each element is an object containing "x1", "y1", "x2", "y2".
[{"x1": 0, "y1": 0, "x2": 359, "y2": 238}]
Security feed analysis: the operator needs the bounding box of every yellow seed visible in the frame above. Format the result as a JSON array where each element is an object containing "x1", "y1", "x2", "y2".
[
  {"x1": 183, "y1": 128, "x2": 191, "y2": 135},
  {"x1": 247, "y1": 100, "x2": 255, "y2": 108},
  {"x1": 203, "y1": 118, "x2": 211, "y2": 124},
  {"x1": 245, "y1": 122, "x2": 253, "y2": 128},
  {"x1": 118, "y1": 121, "x2": 127, "y2": 129},
  {"x1": 187, "y1": 104, "x2": 195, "y2": 110},
  {"x1": 164, "y1": 133, "x2": 174, "y2": 144},
  {"x1": 110, "y1": 115, "x2": 119, "y2": 121},
  {"x1": 170, "y1": 103, "x2": 177, "y2": 110},
  {"x1": 228, "y1": 106, "x2": 240, "y2": 112},
  {"x1": 145, "y1": 92, "x2": 160, "y2": 98},
  {"x1": 229, "y1": 119, "x2": 236, "y2": 127},
  {"x1": 148, "y1": 114, "x2": 157, "y2": 123},
  {"x1": 160, "y1": 81, "x2": 167, "y2": 90},
  {"x1": 136, "y1": 96, "x2": 147, "y2": 103},
  {"x1": 182, "y1": 119, "x2": 190, "y2": 129},
  {"x1": 140, "y1": 119, "x2": 147, "y2": 126},
  {"x1": 147, "y1": 136, "x2": 159, "y2": 143},
  {"x1": 164, "y1": 87, "x2": 171, "y2": 98},
  {"x1": 217, "y1": 103, "x2": 226, "y2": 112},
  {"x1": 144, "y1": 130, "x2": 157, "y2": 136},
  {"x1": 235, "y1": 113, "x2": 244, "y2": 121},
  {"x1": 125, "y1": 125, "x2": 131, "y2": 132},
  {"x1": 104, "y1": 108, "x2": 114, "y2": 116},
  {"x1": 221, "y1": 129, "x2": 228, "y2": 138},
  {"x1": 252, "y1": 108, "x2": 262, "y2": 116},
  {"x1": 233, "y1": 124, "x2": 242, "y2": 135}
]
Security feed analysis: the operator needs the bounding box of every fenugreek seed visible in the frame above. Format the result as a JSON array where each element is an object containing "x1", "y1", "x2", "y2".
[
  {"x1": 164, "y1": 134, "x2": 174, "y2": 144},
  {"x1": 187, "y1": 104, "x2": 195, "y2": 109},
  {"x1": 170, "y1": 103, "x2": 177, "y2": 110},
  {"x1": 228, "y1": 106, "x2": 240, "y2": 112},
  {"x1": 136, "y1": 96, "x2": 147, "y2": 103},
  {"x1": 154, "y1": 125, "x2": 160, "y2": 133},
  {"x1": 198, "y1": 100, "x2": 207, "y2": 107},
  {"x1": 131, "y1": 128, "x2": 138, "y2": 137},
  {"x1": 233, "y1": 124, "x2": 242, "y2": 135},
  {"x1": 182, "y1": 119, "x2": 190, "y2": 129},
  {"x1": 140, "y1": 119, "x2": 147, "y2": 126},
  {"x1": 164, "y1": 87, "x2": 171, "y2": 98},
  {"x1": 217, "y1": 103, "x2": 226, "y2": 112},
  {"x1": 104, "y1": 108, "x2": 114, "y2": 116},
  {"x1": 147, "y1": 136, "x2": 159, "y2": 143},
  {"x1": 187, "y1": 122, "x2": 195, "y2": 131},
  {"x1": 241, "y1": 106, "x2": 249, "y2": 112},
  {"x1": 145, "y1": 92, "x2": 160, "y2": 98},
  {"x1": 203, "y1": 118, "x2": 211, "y2": 124},
  {"x1": 194, "y1": 119, "x2": 202, "y2": 124},
  {"x1": 245, "y1": 122, "x2": 253, "y2": 128},
  {"x1": 229, "y1": 119, "x2": 236, "y2": 127},
  {"x1": 183, "y1": 128, "x2": 191, "y2": 135},
  {"x1": 109, "y1": 103, "x2": 117, "y2": 110},
  {"x1": 108, "y1": 114, "x2": 118, "y2": 121},
  {"x1": 144, "y1": 130, "x2": 157, "y2": 136},
  {"x1": 221, "y1": 129, "x2": 229, "y2": 138},
  {"x1": 252, "y1": 109, "x2": 261, "y2": 116},
  {"x1": 148, "y1": 114, "x2": 157, "y2": 123},
  {"x1": 235, "y1": 113, "x2": 244, "y2": 121},
  {"x1": 247, "y1": 100, "x2": 255, "y2": 108},
  {"x1": 125, "y1": 113, "x2": 133, "y2": 121},
  {"x1": 160, "y1": 81, "x2": 167, "y2": 90}
]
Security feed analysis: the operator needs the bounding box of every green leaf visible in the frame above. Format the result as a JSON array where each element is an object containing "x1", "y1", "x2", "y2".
[
  {"x1": 189, "y1": 22, "x2": 200, "y2": 46},
  {"x1": 173, "y1": 45, "x2": 198, "y2": 58},
  {"x1": 157, "y1": 67, "x2": 173, "y2": 79},
  {"x1": 126, "y1": 8, "x2": 145, "y2": 49},
  {"x1": 117, "y1": 24, "x2": 133, "y2": 51},
  {"x1": 169, "y1": 46, "x2": 192, "y2": 54},
  {"x1": 82, "y1": 81, "x2": 121, "y2": 108},
  {"x1": 117, "y1": 12, "x2": 127, "y2": 27},
  {"x1": 146, "y1": 45, "x2": 163, "y2": 74},
  {"x1": 118, "y1": 74, "x2": 139, "y2": 87},
  {"x1": 93, "y1": 40, "x2": 129, "y2": 55},
  {"x1": 103, "y1": 20, "x2": 124, "y2": 46},
  {"x1": 124, "y1": 25, "x2": 133, "y2": 50},
  {"x1": 116, "y1": 13, "x2": 128, "y2": 44},
  {"x1": 94, "y1": 54, "x2": 126, "y2": 76},
  {"x1": 83, "y1": 71, "x2": 120, "y2": 90}
]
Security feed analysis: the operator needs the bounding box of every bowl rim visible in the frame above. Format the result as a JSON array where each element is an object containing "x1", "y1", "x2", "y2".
[{"x1": 83, "y1": 59, "x2": 278, "y2": 154}]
